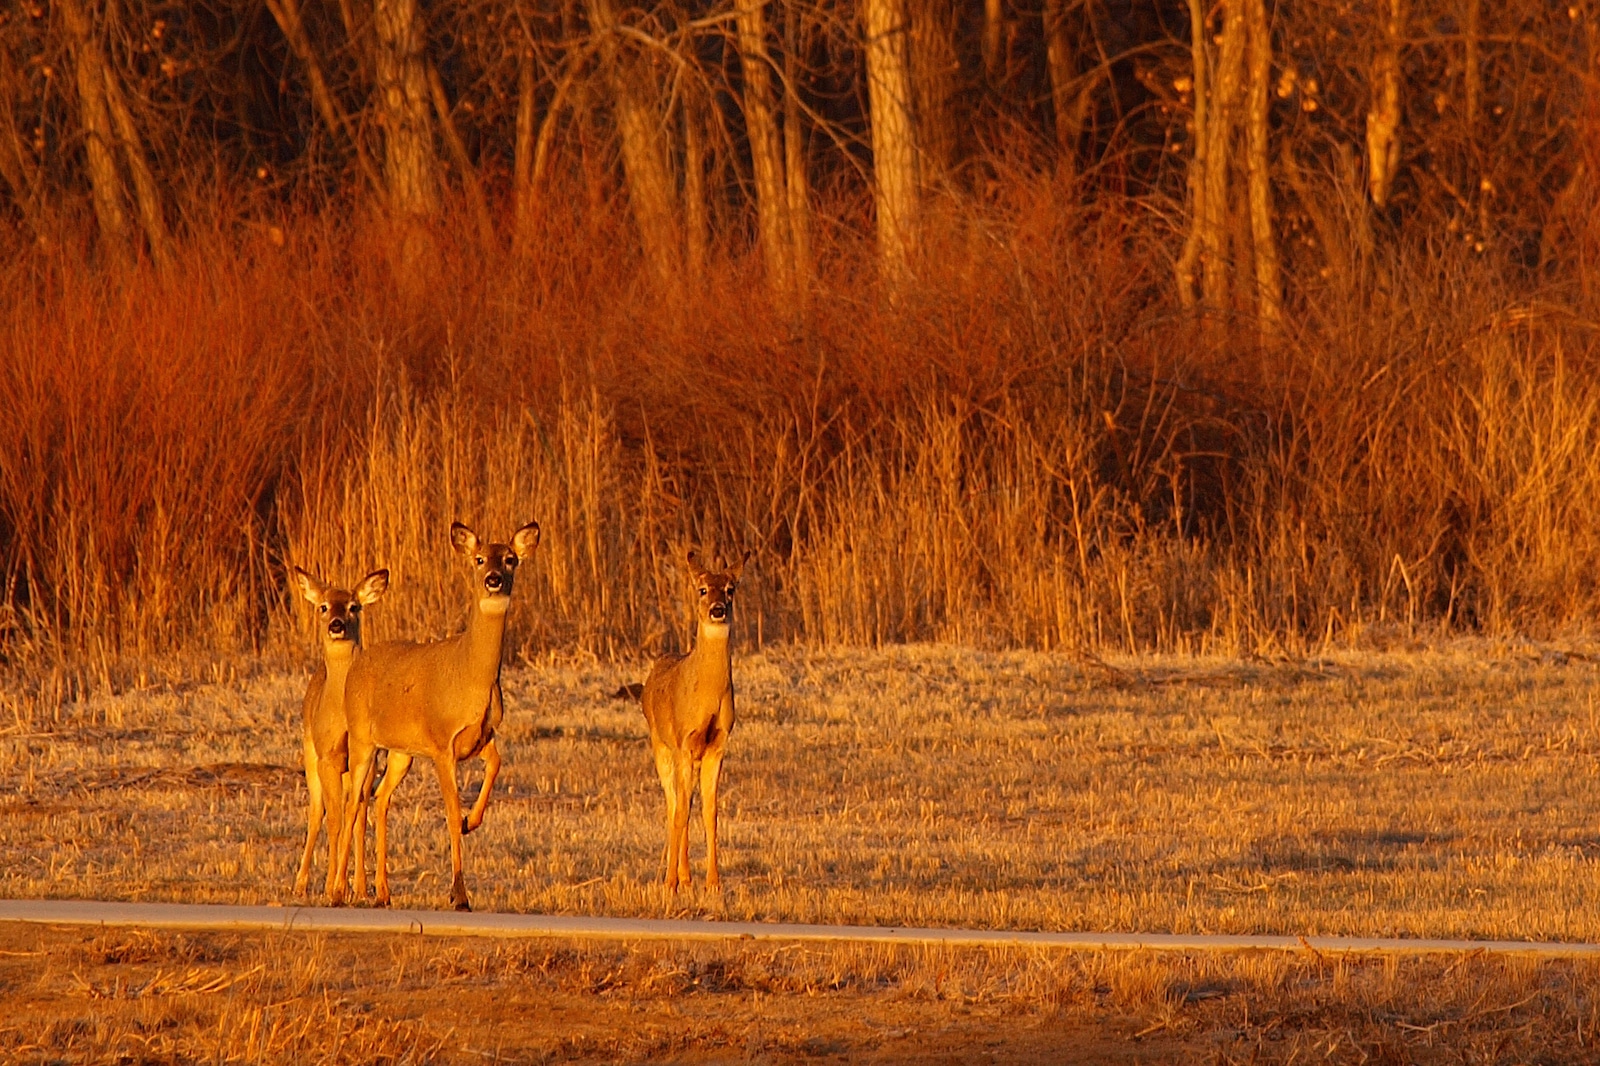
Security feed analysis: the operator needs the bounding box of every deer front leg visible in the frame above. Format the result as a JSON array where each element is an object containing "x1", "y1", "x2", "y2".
[
  {"x1": 464, "y1": 737, "x2": 500, "y2": 834},
  {"x1": 371, "y1": 751, "x2": 414, "y2": 908},
  {"x1": 315, "y1": 752, "x2": 348, "y2": 902},
  {"x1": 653, "y1": 744, "x2": 679, "y2": 888},
  {"x1": 672, "y1": 755, "x2": 695, "y2": 891},
  {"x1": 295, "y1": 739, "x2": 323, "y2": 897},
  {"x1": 434, "y1": 755, "x2": 471, "y2": 911},
  {"x1": 699, "y1": 747, "x2": 726, "y2": 891}
]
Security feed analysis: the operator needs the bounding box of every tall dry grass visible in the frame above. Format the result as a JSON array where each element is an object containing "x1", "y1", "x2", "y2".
[{"x1": 4, "y1": 170, "x2": 1600, "y2": 693}]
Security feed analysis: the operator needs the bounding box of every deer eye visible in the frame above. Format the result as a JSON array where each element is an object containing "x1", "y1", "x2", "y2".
[
  {"x1": 476, "y1": 556, "x2": 486, "y2": 566},
  {"x1": 319, "y1": 604, "x2": 328, "y2": 613},
  {"x1": 350, "y1": 603, "x2": 361, "y2": 613},
  {"x1": 698, "y1": 587, "x2": 708, "y2": 596},
  {"x1": 505, "y1": 554, "x2": 518, "y2": 567},
  {"x1": 726, "y1": 586, "x2": 735, "y2": 596}
]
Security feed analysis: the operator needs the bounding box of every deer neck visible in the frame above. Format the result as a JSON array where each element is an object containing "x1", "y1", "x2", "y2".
[
  {"x1": 454, "y1": 597, "x2": 510, "y2": 688},
  {"x1": 687, "y1": 621, "x2": 733, "y2": 692}
]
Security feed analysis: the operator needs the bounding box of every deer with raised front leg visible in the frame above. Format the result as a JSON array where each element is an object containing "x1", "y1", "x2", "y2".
[
  {"x1": 291, "y1": 566, "x2": 389, "y2": 901},
  {"x1": 640, "y1": 549, "x2": 749, "y2": 892},
  {"x1": 334, "y1": 520, "x2": 539, "y2": 911}
]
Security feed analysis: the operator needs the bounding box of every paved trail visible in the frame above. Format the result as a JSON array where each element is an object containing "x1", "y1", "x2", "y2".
[{"x1": 3, "y1": 898, "x2": 1599, "y2": 956}]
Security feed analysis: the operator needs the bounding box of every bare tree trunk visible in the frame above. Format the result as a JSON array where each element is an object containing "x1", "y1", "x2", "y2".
[
  {"x1": 983, "y1": 0, "x2": 1003, "y2": 84},
  {"x1": 684, "y1": 97, "x2": 708, "y2": 281},
  {"x1": 735, "y1": 0, "x2": 793, "y2": 299},
  {"x1": 1044, "y1": 0, "x2": 1096, "y2": 180},
  {"x1": 784, "y1": 2, "x2": 812, "y2": 308},
  {"x1": 264, "y1": 0, "x2": 384, "y2": 196},
  {"x1": 864, "y1": 0, "x2": 919, "y2": 283},
  {"x1": 910, "y1": 0, "x2": 958, "y2": 182},
  {"x1": 56, "y1": 0, "x2": 128, "y2": 250},
  {"x1": 513, "y1": 47, "x2": 538, "y2": 251},
  {"x1": 426, "y1": 61, "x2": 496, "y2": 248},
  {"x1": 371, "y1": 0, "x2": 439, "y2": 218},
  {"x1": 1175, "y1": 0, "x2": 1207, "y2": 310},
  {"x1": 1200, "y1": 0, "x2": 1244, "y2": 319},
  {"x1": 1365, "y1": 0, "x2": 1404, "y2": 207},
  {"x1": 1463, "y1": 0, "x2": 1480, "y2": 132},
  {"x1": 1244, "y1": 0, "x2": 1281, "y2": 335},
  {"x1": 586, "y1": 0, "x2": 681, "y2": 285},
  {"x1": 100, "y1": 62, "x2": 169, "y2": 265}
]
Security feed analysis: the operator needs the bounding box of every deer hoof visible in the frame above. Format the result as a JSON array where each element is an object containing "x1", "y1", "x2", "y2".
[{"x1": 461, "y1": 816, "x2": 474, "y2": 836}]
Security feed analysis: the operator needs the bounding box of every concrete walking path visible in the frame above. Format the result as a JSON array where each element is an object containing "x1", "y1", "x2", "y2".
[{"x1": 3, "y1": 898, "x2": 1599, "y2": 957}]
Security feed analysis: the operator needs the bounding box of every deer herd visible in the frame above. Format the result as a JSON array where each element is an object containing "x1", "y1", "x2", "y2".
[{"x1": 292, "y1": 521, "x2": 746, "y2": 912}]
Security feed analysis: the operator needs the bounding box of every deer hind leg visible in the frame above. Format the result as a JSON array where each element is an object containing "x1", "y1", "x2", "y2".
[
  {"x1": 672, "y1": 755, "x2": 695, "y2": 890},
  {"x1": 699, "y1": 747, "x2": 726, "y2": 891},
  {"x1": 434, "y1": 755, "x2": 472, "y2": 911},
  {"x1": 464, "y1": 737, "x2": 500, "y2": 834},
  {"x1": 295, "y1": 737, "x2": 323, "y2": 897},
  {"x1": 332, "y1": 743, "x2": 376, "y2": 906},
  {"x1": 371, "y1": 751, "x2": 414, "y2": 908}
]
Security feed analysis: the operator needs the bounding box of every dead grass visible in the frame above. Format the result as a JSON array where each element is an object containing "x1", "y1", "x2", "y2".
[
  {"x1": 6, "y1": 642, "x2": 1600, "y2": 943},
  {"x1": 3, "y1": 921, "x2": 1599, "y2": 1064}
]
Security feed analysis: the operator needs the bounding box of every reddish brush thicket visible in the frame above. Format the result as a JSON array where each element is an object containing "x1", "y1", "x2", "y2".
[{"x1": 3, "y1": 165, "x2": 1600, "y2": 687}]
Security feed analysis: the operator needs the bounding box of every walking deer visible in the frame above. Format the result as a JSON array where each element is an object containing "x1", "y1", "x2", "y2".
[
  {"x1": 640, "y1": 549, "x2": 749, "y2": 891},
  {"x1": 291, "y1": 566, "x2": 389, "y2": 900},
  {"x1": 334, "y1": 521, "x2": 540, "y2": 911}
]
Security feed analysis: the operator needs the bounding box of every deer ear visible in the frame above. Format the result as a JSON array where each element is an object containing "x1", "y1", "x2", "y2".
[
  {"x1": 513, "y1": 522, "x2": 541, "y2": 557},
  {"x1": 294, "y1": 567, "x2": 325, "y2": 604},
  {"x1": 686, "y1": 549, "x2": 707, "y2": 582},
  {"x1": 356, "y1": 569, "x2": 389, "y2": 605},
  {"x1": 450, "y1": 522, "x2": 479, "y2": 556},
  {"x1": 728, "y1": 550, "x2": 751, "y2": 581}
]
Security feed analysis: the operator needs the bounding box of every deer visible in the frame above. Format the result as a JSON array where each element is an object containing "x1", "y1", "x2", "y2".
[
  {"x1": 638, "y1": 549, "x2": 749, "y2": 892},
  {"x1": 333, "y1": 520, "x2": 540, "y2": 911},
  {"x1": 291, "y1": 566, "x2": 389, "y2": 901}
]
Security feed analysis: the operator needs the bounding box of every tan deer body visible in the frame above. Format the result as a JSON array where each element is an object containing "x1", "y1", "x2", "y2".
[
  {"x1": 335, "y1": 521, "x2": 539, "y2": 911},
  {"x1": 292, "y1": 567, "x2": 389, "y2": 900},
  {"x1": 640, "y1": 550, "x2": 747, "y2": 891}
]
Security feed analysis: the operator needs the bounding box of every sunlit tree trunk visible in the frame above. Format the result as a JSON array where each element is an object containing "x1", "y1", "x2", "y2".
[
  {"x1": 910, "y1": 0, "x2": 958, "y2": 183},
  {"x1": 735, "y1": 0, "x2": 794, "y2": 299},
  {"x1": 684, "y1": 94, "x2": 709, "y2": 281},
  {"x1": 513, "y1": 46, "x2": 538, "y2": 252},
  {"x1": 101, "y1": 61, "x2": 169, "y2": 265},
  {"x1": 784, "y1": 2, "x2": 813, "y2": 309},
  {"x1": 56, "y1": 0, "x2": 128, "y2": 250},
  {"x1": 1175, "y1": 0, "x2": 1207, "y2": 311},
  {"x1": 864, "y1": 0, "x2": 920, "y2": 283},
  {"x1": 1244, "y1": 0, "x2": 1281, "y2": 335},
  {"x1": 1365, "y1": 0, "x2": 1404, "y2": 207},
  {"x1": 587, "y1": 0, "x2": 681, "y2": 285},
  {"x1": 0, "y1": 41, "x2": 46, "y2": 240},
  {"x1": 1200, "y1": 0, "x2": 1244, "y2": 319},
  {"x1": 371, "y1": 0, "x2": 439, "y2": 218}
]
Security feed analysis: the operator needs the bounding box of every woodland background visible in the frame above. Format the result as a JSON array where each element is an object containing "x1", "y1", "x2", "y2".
[{"x1": 1, "y1": 0, "x2": 1599, "y2": 692}]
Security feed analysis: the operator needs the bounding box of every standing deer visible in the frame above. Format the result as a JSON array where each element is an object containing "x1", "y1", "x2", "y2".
[
  {"x1": 334, "y1": 520, "x2": 540, "y2": 911},
  {"x1": 640, "y1": 549, "x2": 749, "y2": 891},
  {"x1": 291, "y1": 566, "x2": 389, "y2": 900}
]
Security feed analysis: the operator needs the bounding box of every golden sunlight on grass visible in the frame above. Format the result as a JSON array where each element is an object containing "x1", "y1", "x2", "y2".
[
  {"x1": 3, "y1": 923, "x2": 1598, "y2": 1063},
  {"x1": 5, "y1": 642, "x2": 1600, "y2": 943}
]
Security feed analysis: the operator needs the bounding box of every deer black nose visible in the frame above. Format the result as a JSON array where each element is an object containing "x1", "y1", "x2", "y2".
[
  {"x1": 709, "y1": 603, "x2": 727, "y2": 620},
  {"x1": 328, "y1": 618, "x2": 346, "y2": 636},
  {"x1": 484, "y1": 572, "x2": 504, "y2": 591}
]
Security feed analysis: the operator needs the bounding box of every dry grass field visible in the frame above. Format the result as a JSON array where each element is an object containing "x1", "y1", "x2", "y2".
[
  {"x1": 6, "y1": 639, "x2": 1600, "y2": 1060},
  {"x1": 6, "y1": 640, "x2": 1600, "y2": 936},
  {"x1": 5, "y1": 922, "x2": 1600, "y2": 1064}
]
